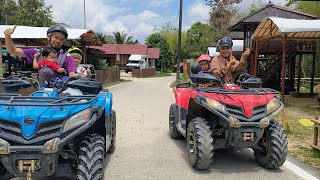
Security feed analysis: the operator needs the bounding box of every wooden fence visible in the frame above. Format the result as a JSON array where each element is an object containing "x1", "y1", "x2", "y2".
[
  {"x1": 96, "y1": 69, "x2": 120, "y2": 85},
  {"x1": 132, "y1": 68, "x2": 155, "y2": 78}
]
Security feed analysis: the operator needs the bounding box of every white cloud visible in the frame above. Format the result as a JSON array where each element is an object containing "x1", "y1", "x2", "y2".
[
  {"x1": 184, "y1": 0, "x2": 211, "y2": 29},
  {"x1": 147, "y1": 0, "x2": 174, "y2": 8},
  {"x1": 42, "y1": 1, "x2": 209, "y2": 43}
]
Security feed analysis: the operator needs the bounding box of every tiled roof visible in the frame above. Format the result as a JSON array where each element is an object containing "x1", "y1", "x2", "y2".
[
  {"x1": 147, "y1": 48, "x2": 160, "y2": 59},
  {"x1": 89, "y1": 44, "x2": 148, "y2": 55},
  {"x1": 230, "y1": 4, "x2": 317, "y2": 31}
]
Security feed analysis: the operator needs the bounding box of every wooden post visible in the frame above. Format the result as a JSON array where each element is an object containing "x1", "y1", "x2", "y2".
[
  {"x1": 310, "y1": 52, "x2": 316, "y2": 95},
  {"x1": 297, "y1": 54, "x2": 302, "y2": 93},
  {"x1": 314, "y1": 126, "x2": 318, "y2": 147},
  {"x1": 281, "y1": 35, "x2": 287, "y2": 102},
  {"x1": 0, "y1": 40, "x2": 3, "y2": 78},
  {"x1": 254, "y1": 40, "x2": 258, "y2": 76},
  {"x1": 281, "y1": 35, "x2": 288, "y2": 128}
]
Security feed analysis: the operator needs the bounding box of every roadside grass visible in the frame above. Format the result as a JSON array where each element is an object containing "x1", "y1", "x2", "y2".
[
  {"x1": 170, "y1": 74, "x2": 190, "y2": 88},
  {"x1": 105, "y1": 79, "x2": 131, "y2": 87},
  {"x1": 275, "y1": 104, "x2": 320, "y2": 169},
  {"x1": 146, "y1": 71, "x2": 172, "y2": 78}
]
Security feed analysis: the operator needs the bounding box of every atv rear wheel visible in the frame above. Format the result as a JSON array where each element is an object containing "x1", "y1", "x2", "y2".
[
  {"x1": 169, "y1": 104, "x2": 183, "y2": 139},
  {"x1": 254, "y1": 120, "x2": 288, "y2": 169},
  {"x1": 108, "y1": 110, "x2": 116, "y2": 153},
  {"x1": 77, "y1": 134, "x2": 105, "y2": 180},
  {"x1": 187, "y1": 117, "x2": 214, "y2": 170},
  {"x1": 125, "y1": 69, "x2": 129, "y2": 73}
]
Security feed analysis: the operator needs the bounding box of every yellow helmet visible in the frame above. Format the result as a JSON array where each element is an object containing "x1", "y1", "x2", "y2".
[{"x1": 68, "y1": 47, "x2": 83, "y2": 56}]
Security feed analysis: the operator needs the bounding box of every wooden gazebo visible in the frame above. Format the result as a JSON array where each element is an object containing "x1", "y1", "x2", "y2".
[
  {"x1": 228, "y1": 1, "x2": 318, "y2": 96},
  {"x1": 252, "y1": 17, "x2": 320, "y2": 101}
]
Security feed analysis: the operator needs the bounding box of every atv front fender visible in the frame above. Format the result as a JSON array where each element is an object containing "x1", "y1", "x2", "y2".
[{"x1": 103, "y1": 92, "x2": 113, "y2": 115}]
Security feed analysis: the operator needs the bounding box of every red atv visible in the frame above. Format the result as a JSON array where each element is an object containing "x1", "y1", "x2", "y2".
[{"x1": 169, "y1": 70, "x2": 288, "y2": 170}]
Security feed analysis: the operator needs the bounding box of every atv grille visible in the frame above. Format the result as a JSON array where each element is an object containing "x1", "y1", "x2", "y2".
[
  {"x1": 0, "y1": 119, "x2": 64, "y2": 146},
  {"x1": 226, "y1": 104, "x2": 266, "y2": 121}
]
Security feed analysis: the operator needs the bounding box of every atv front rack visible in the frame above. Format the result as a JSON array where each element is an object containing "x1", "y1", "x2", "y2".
[
  {"x1": 0, "y1": 94, "x2": 97, "y2": 106},
  {"x1": 197, "y1": 87, "x2": 279, "y2": 95}
]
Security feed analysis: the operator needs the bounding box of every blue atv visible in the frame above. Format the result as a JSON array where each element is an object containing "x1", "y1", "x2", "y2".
[{"x1": 0, "y1": 71, "x2": 116, "y2": 179}]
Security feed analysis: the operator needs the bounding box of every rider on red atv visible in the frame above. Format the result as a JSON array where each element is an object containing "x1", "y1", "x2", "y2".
[{"x1": 211, "y1": 37, "x2": 250, "y2": 84}]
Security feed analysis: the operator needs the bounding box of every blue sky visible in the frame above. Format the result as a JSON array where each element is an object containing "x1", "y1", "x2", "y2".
[{"x1": 44, "y1": 0, "x2": 286, "y2": 43}]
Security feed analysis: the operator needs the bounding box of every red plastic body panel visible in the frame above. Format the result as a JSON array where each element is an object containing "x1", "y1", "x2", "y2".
[
  {"x1": 173, "y1": 85, "x2": 275, "y2": 118},
  {"x1": 205, "y1": 93, "x2": 274, "y2": 117},
  {"x1": 173, "y1": 88, "x2": 195, "y2": 109}
]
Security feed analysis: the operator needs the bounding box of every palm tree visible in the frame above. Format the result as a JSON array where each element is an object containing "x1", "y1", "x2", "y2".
[
  {"x1": 112, "y1": 31, "x2": 139, "y2": 44},
  {"x1": 96, "y1": 32, "x2": 113, "y2": 44}
]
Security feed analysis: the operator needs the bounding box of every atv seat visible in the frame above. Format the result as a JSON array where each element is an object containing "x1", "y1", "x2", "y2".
[
  {"x1": 190, "y1": 73, "x2": 223, "y2": 87},
  {"x1": 63, "y1": 77, "x2": 102, "y2": 95}
]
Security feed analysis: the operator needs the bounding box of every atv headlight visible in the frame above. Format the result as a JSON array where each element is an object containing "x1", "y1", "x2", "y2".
[
  {"x1": 63, "y1": 109, "x2": 90, "y2": 133},
  {"x1": 206, "y1": 98, "x2": 226, "y2": 113},
  {"x1": 266, "y1": 97, "x2": 281, "y2": 113}
]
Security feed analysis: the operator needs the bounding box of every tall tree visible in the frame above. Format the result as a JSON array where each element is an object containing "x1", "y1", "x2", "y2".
[
  {"x1": 145, "y1": 33, "x2": 173, "y2": 71},
  {"x1": 156, "y1": 22, "x2": 186, "y2": 64},
  {"x1": 0, "y1": 0, "x2": 18, "y2": 25},
  {"x1": 183, "y1": 22, "x2": 218, "y2": 59},
  {"x1": 205, "y1": 0, "x2": 242, "y2": 36},
  {"x1": 287, "y1": 1, "x2": 320, "y2": 17},
  {"x1": 0, "y1": 0, "x2": 54, "y2": 26},
  {"x1": 112, "y1": 31, "x2": 139, "y2": 44},
  {"x1": 96, "y1": 32, "x2": 114, "y2": 44},
  {"x1": 247, "y1": 0, "x2": 268, "y2": 15}
]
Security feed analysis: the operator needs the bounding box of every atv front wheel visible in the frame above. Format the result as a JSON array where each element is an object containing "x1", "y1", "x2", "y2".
[
  {"x1": 0, "y1": 162, "x2": 7, "y2": 175},
  {"x1": 169, "y1": 104, "x2": 183, "y2": 139},
  {"x1": 108, "y1": 110, "x2": 116, "y2": 153},
  {"x1": 125, "y1": 69, "x2": 129, "y2": 73},
  {"x1": 78, "y1": 134, "x2": 105, "y2": 180},
  {"x1": 187, "y1": 117, "x2": 214, "y2": 170},
  {"x1": 254, "y1": 120, "x2": 288, "y2": 169}
]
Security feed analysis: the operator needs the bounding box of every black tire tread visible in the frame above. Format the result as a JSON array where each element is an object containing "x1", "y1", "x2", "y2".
[
  {"x1": 108, "y1": 110, "x2": 116, "y2": 153},
  {"x1": 254, "y1": 120, "x2": 288, "y2": 169},
  {"x1": 188, "y1": 117, "x2": 214, "y2": 170},
  {"x1": 169, "y1": 104, "x2": 183, "y2": 139},
  {"x1": 78, "y1": 134, "x2": 105, "y2": 180}
]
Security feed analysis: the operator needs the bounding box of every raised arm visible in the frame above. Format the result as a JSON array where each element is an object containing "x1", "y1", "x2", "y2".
[
  {"x1": 4, "y1": 26, "x2": 26, "y2": 57},
  {"x1": 33, "y1": 54, "x2": 40, "y2": 69}
]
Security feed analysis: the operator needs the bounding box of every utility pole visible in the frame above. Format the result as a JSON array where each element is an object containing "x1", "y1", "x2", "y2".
[
  {"x1": 83, "y1": 0, "x2": 86, "y2": 29},
  {"x1": 176, "y1": 0, "x2": 183, "y2": 83}
]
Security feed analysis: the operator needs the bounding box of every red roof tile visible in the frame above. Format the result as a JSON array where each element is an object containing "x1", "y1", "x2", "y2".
[
  {"x1": 147, "y1": 48, "x2": 160, "y2": 59},
  {"x1": 89, "y1": 44, "x2": 148, "y2": 55}
]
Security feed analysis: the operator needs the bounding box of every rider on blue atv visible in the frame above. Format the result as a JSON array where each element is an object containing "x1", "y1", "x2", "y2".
[{"x1": 4, "y1": 25, "x2": 77, "y2": 87}]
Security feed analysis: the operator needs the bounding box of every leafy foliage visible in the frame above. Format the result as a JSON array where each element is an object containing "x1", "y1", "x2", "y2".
[
  {"x1": 112, "y1": 31, "x2": 139, "y2": 44},
  {"x1": 96, "y1": 32, "x2": 114, "y2": 44},
  {"x1": 0, "y1": 0, "x2": 54, "y2": 26},
  {"x1": 145, "y1": 33, "x2": 173, "y2": 71},
  {"x1": 205, "y1": 0, "x2": 242, "y2": 36},
  {"x1": 247, "y1": 0, "x2": 268, "y2": 15},
  {"x1": 183, "y1": 22, "x2": 218, "y2": 59}
]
